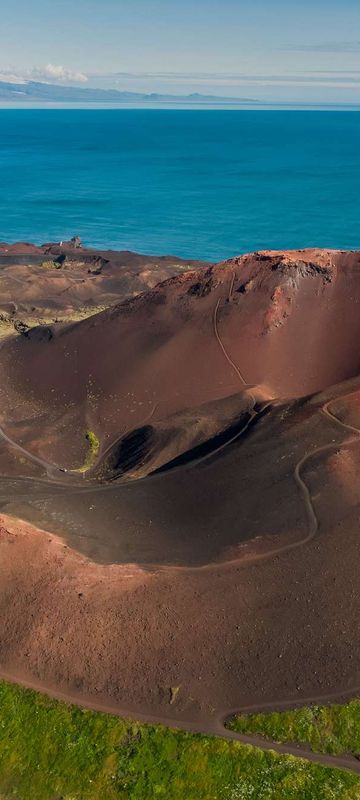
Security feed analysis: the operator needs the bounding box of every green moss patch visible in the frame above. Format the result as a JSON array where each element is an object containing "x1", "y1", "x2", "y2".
[
  {"x1": 72, "y1": 430, "x2": 100, "y2": 474},
  {"x1": 39, "y1": 260, "x2": 62, "y2": 270},
  {"x1": 227, "y1": 699, "x2": 360, "y2": 758},
  {"x1": 0, "y1": 681, "x2": 359, "y2": 799}
]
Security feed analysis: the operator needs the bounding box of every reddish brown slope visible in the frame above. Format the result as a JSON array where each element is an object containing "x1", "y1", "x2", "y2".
[
  {"x1": 1, "y1": 248, "x2": 360, "y2": 468},
  {"x1": 1, "y1": 250, "x2": 360, "y2": 733}
]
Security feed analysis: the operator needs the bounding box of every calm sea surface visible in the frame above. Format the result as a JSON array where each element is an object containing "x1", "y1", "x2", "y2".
[{"x1": 0, "y1": 109, "x2": 359, "y2": 261}]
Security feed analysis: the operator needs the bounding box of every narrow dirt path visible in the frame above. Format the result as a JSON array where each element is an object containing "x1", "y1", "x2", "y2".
[
  {"x1": 0, "y1": 667, "x2": 359, "y2": 775},
  {"x1": 212, "y1": 282, "x2": 319, "y2": 561},
  {"x1": 212, "y1": 278, "x2": 360, "y2": 773},
  {"x1": 213, "y1": 274, "x2": 249, "y2": 391},
  {"x1": 322, "y1": 395, "x2": 360, "y2": 435},
  {"x1": 0, "y1": 423, "x2": 62, "y2": 479},
  {"x1": 213, "y1": 278, "x2": 360, "y2": 562},
  {"x1": 0, "y1": 338, "x2": 65, "y2": 479},
  {"x1": 1, "y1": 283, "x2": 360, "y2": 775},
  {"x1": 214, "y1": 725, "x2": 360, "y2": 774},
  {"x1": 228, "y1": 268, "x2": 236, "y2": 303},
  {"x1": 219, "y1": 683, "x2": 360, "y2": 775},
  {"x1": 214, "y1": 275, "x2": 320, "y2": 543},
  {"x1": 292, "y1": 391, "x2": 360, "y2": 546}
]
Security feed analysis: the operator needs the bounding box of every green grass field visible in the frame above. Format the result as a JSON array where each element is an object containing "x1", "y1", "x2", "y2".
[
  {"x1": 0, "y1": 681, "x2": 360, "y2": 799},
  {"x1": 227, "y1": 699, "x2": 360, "y2": 758}
]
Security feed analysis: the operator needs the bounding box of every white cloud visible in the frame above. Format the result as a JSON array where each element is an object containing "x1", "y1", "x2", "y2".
[
  {"x1": 0, "y1": 64, "x2": 88, "y2": 84},
  {"x1": 30, "y1": 64, "x2": 88, "y2": 83},
  {"x1": 0, "y1": 71, "x2": 26, "y2": 84}
]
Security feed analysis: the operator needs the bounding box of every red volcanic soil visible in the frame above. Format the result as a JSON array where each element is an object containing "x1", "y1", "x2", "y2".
[
  {"x1": 1, "y1": 248, "x2": 360, "y2": 470},
  {"x1": 0, "y1": 449, "x2": 359, "y2": 726},
  {"x1": 0, "y1": 248, "x2": 360, "y2": 729}
]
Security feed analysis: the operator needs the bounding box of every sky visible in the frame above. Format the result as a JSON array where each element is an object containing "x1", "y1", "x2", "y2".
[{"x1": 1, "y1": 0, "x2": 360, "y2": 103}]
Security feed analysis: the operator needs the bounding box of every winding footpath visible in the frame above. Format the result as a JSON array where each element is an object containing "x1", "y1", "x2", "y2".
[
  {"x1": 211, "y1": 275, "x2": 360, "y2": 774},
  {"x1": 0, "y1": 666, "x2": 359, "y2": 775},
  {"x1": 0, "y1": 423, "x2": 62, "y2": 479},
  {"x1": 213, "y1": 276, "x2": 322, "y2": 555},
  {"x1": 0, "y1": 283, "x2": 360, "y2": 774}
]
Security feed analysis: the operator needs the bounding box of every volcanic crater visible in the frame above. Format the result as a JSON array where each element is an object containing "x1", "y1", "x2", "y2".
[{"x1": 0, "y1": 245, "x2": 360, "y2": 733}]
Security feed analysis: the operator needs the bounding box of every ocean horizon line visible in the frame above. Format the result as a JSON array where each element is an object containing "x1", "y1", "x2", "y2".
[{"x1": 1, "y1": 102, "x2": 360, "y2": 111}]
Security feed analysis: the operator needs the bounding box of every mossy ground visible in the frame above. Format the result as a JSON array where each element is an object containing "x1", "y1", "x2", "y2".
[
  {"x1": 0, "y1": 305, "x2": 108, "y2": 340},
  {"x1": 72, "y1": 430, "x2": 100, "y2": 473},
  {"x1": 227, "y1": 699, "x2": 360, "y2": 758},
  {"x1": 0, "y1": 681, "x2": 359, "y2": 799},
  {"x1": 40, "y1": 260, "x2": 62, "y2": 270}
]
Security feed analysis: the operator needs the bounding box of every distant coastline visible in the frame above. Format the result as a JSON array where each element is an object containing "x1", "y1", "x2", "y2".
[
  {"x1": 2, "y1": 103, "x2": 360, "y2": 111},
  {"x1": 1, "y1": 79, "x2": 360, "y2": 110},
  {"x1": 0, "y1": 79, "x2": 259, "y2": 107}
]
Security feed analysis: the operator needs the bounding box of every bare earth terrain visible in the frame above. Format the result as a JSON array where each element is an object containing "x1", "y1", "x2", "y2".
[
  {"x1": 0, "y1": 245, "x2": 359, "y2": 768},
  {"x1": 0, "y1": 239, "x2": 209, "y2": 335}
]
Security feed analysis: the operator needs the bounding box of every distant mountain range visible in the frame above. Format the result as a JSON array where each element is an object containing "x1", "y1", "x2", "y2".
[{"x1": 0, "y1": 79, "x2": 258, "y2": 105}]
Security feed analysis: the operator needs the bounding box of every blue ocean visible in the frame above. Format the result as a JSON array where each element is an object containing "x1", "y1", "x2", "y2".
[{"x1": 0, "y1": 109, "x2": 359, "y2": 261}]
